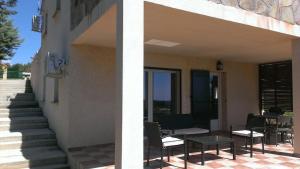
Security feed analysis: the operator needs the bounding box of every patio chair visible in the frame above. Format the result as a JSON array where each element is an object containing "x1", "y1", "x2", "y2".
[
  {"x1": 274, "y1": 116, "x2": 293, "y2": 146},
  {"x1": 144, "y1": 122, "x2": 187, "y2": 169},
  {"x1": 230, "y1": 115, "x2": 266, "y2": 158}
]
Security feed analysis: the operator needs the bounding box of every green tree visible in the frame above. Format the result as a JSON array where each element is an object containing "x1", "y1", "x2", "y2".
[
  {"x1": 9, "y1": 63, "x2": 31, "y2": 72},
  {"x1": 0, "y1": 0, "x2": 22, "y2": 61}
]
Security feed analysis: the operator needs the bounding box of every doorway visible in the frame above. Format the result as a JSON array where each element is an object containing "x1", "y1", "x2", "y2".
[{"x1": 191, "y1": 70, "x2": 222, "y2": 131}]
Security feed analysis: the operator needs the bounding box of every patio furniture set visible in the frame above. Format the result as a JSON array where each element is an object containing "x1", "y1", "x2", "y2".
[{"x1": 144, "y1": 112, "x2": 294, "y2": 169}]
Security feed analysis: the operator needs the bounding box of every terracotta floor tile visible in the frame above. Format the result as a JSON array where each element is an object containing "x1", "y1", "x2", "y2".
[{"x1": 68, "y1": 137, "x2": 300, "y2": 169}]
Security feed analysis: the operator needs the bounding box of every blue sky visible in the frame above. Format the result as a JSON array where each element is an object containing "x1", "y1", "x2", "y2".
[{"x1": 9, "y1": 0, "x2": 41, "y2": 64}]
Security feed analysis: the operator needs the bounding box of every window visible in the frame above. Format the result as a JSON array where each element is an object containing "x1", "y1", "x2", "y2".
[
  {"x1": 259, "y1": 61, "x2": 293, "y2": 113},
  {"x1": 52, "y1": 0, "x2": 61, "y2": 17},
  {"x1": 53, "y1": 79, "x2": 59, "y2": 103},
  {"x1": 42, "y1": 12, "x2": 48, "y2": 35},
  {"x1": 144, "y1": 68, "x2": 181, "y2": 122}
]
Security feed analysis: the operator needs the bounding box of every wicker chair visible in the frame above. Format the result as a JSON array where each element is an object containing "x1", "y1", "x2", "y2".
[
  {"x1": 230, "y1": 115, "x2": 266, "y2": 158},
  {"x1": 145, "y1": 122, "x2": 187, "y2": 169}
]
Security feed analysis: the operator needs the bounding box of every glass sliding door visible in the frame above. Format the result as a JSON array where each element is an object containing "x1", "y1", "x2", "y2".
[{"x1": 144, "y1": 68, "x2": 181, "y2": 122}]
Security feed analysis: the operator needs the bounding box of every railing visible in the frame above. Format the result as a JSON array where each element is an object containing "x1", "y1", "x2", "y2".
[{"x1": 71, "y1": 0, "x2": 101, "y2": 30}]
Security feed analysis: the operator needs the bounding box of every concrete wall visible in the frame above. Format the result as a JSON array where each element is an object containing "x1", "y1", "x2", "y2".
[
  {"x1": 31, "y1": 0, "x2": 71, "y2": 151},
  {"x1": 32, "y1": 43, "x2": 259, "y2": 149},
  {"x1": 145, "y1": 53, "x2": 259, "y2": 128},
  {"x1": 67, "y1": 46, "x2": 116, "y2": 147}
]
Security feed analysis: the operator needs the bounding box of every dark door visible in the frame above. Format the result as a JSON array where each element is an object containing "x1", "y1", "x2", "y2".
[{"x1": 191, "y1": 70, "x2": 211, "y2": 129}]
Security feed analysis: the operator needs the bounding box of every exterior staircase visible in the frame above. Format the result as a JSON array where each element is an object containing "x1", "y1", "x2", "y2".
[{"x1": 0, "y1": 80, "x2": 69, "y2": 169}]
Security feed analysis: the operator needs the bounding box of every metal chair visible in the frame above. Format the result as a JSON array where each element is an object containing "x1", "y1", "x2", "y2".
[
  {"x1": 274, "y1": 116, "x2": 293, "y2": 146},
  {"x1": 230, "y1": 115, "x2": 266, "y2": 158},
  {"x1": 145, "y1": 122, "x2": 187, "y2": 169}
]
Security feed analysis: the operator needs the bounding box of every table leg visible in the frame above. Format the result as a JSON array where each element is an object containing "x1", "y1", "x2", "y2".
[
  {"x1": 231, "y1": 142, "x2": 236, "y2": 160},
  {"x1": 201, "y1": 144, "x2": 205, "y2": 166},
  {"x1": 216, "y1": 144, "x2": 219, "y2": 155},
  {"x1": 186, "y1": 140, "x2": 189, "y2": 160},
  {"x1": 184, "y1": 139, "x2": 187, "y2": 169}
]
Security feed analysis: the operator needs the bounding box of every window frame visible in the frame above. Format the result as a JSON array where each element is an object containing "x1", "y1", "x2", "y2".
[{"x1": 144, "y1": 67, "x2": 182, "y2": 122}]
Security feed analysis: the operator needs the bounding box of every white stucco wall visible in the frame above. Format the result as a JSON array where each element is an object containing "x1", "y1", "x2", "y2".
[
  {"x1": 32, "y1": 43, "x2": 259, "y2": 149},
  {"x1": 67, "y1": 46, "x2": 116, "y2": 147},
  {"x1": 31, "y1": 0, "x2": 71, "y2": 151}
]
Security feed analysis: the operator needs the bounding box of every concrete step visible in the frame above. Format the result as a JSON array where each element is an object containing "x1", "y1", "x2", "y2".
[
  {"x1": 0, "y1": 129, "x2": 55, "y2": 142},
  {"x1": 0, "y1": 149, "x2": 67, "y2": 169},
  {"x1": 0, "y1": 88, "x2": 32, "y2": 90},
  {"x1": 0, "y1": 90, "x2": 32, "y2": 93},
  {"x1": 0, "y1": 82, "x2": 29, "y2": 86},
  {"x1": 0, "y1": 91, "x2": 33, "y2": 96},
  {"x1": 21, "y1": 164, "x2": 70, "y2": 169},
  {"x1": 0, "y1": 88, "x2": 32, "y2": 91},
  {"x1": 0, "y1": 101, "x2": 38, "y2": 108},
  {"x1": 0, "y1": 146, "x2": 59, "y2": 157},
  {"x1": 0, "y1": 109, "x2": 42, "y2": 118},
  {"x1": 0, "y1": 122, "x2": 48, "y2": 131},
  {"x1": 0, "y1": 93, "x2": 35, "y2": 101},
  {"x1": 0, "y1": 116, "x2": 47, "y2": 125},
  {"x1": 0, "y1": 138, "x2": 57, "y2": 150}
]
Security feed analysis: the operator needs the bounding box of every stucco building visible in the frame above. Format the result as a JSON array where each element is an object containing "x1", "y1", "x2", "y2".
[{"x1": 30, "y1": 0, "x2": 300, "y2": 168}]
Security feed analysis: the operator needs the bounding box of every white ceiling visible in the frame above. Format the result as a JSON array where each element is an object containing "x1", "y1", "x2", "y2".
[{"x1": 74, "y1": 3, "x2": 297, "y2": 63}]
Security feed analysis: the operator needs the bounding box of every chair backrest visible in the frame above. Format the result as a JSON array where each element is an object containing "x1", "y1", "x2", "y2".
[
  {"x1": 144, "y1": 122, "x2": 163, "y2": 147},
  {"x1": 277, "y1": 116, "x2": 293, "y2": 128},
  {"x1": 157, "y1": 114, "x2": 195, "y2": 130},
  {"x1": 246, "y1": 115, "x2": 266, "y2": 131},
  {"x1": 269, "y1": 107, "x2": 283, "y2": 115}
]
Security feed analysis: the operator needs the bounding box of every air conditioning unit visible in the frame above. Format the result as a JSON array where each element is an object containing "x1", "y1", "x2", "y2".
[
  {"x1": 32, "y1": 15, "x2": 41, "y2": 32},
  {"x1": 46, "y1": 52, "x2": 65, "y2": 78}
]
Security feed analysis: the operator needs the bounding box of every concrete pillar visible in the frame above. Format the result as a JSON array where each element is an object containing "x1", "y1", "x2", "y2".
[
  {"x1": 1, "y1": 65, "x2": 8, "y2": 80},
  {"x1": 292, "y1": 39, "x2": 300, "y2": 154},
  {"x1": 115, "y1": 0, "x2": 144, "y2": 168},
  {"x1": 3, "y1": 67, "x2": 7, "y2": 80}
]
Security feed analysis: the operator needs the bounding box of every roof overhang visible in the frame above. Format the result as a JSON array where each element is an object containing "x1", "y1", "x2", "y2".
[{"x1": 73, "y1": 1, "x2": 300, "y2": 63}]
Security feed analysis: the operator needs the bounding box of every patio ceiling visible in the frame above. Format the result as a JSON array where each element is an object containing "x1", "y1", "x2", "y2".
[{"x1": 73, "y1": 2, "x2": 298, "y2": 63}]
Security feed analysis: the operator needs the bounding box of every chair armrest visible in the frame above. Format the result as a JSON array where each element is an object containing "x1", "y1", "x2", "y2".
[
  {"x1": 250, "y1": 127, "x2": 266, "y2": 133},
  {"x1": 230, "y1": 125, "x2": 246, "y2": 131}
]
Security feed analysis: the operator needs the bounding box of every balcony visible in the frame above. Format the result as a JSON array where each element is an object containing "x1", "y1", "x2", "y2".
[{"x1": 71, "y1": 0, "x2": 101, "y2": 30}]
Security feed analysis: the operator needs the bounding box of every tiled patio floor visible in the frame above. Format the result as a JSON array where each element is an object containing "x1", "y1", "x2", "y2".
[{"x1": 68, "y1": 137, "x2": 300, "y2": 169}]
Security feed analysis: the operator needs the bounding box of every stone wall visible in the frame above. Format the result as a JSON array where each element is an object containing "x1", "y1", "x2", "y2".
[
  {"x1": 70, "y1": 0, "x2": 300, "y2": 30},
  {"x1": 209, "y1": 0, "x2": 300, "y2": 24},
  {"x1": 71, "y1": 0, "x2": 100, "y2": 30}
]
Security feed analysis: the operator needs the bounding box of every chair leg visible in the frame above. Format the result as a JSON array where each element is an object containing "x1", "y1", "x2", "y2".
[
  {"x1": 250, "y1": 137, "x2": 253, "y2": 158},
  {"x1": 147, "y1": 144, "x2": 150, "y2": 166},
  {"x1": 184, "y1": 143, "x2": 187, "y2": 169},
  {"x1": 261, "y1": 137, "x2": 265, "y2": 154},
  {"x1": 275, "y1": 131, "x2": 278, "y2": 146},
  {"x1": 187, "y1": 141, "x2": 190, "y2": 160},
  {"x1": 160, "y1": 148, "x2": 163, "y2": 169},
  {"x1": 167, "y1": 147, "x2": 170, "y2": 162},
  {"x1": 281, "y1": 132, "x2": 285, "y2": 143},
  {"x1": 231, "y1": 142, "x2": 236, "y2": 160},
  {"x1": 201, "y1": 144, "x2": 205, "y2": 166},
  {"x1": 292, "y1": 133, "x2": 294, "y2": 146}
]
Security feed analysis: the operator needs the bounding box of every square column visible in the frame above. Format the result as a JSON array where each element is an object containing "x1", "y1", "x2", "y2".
[
  {"x1": 292, "y1": 39, "x2": 300, "y2": 154},
  {"x1": 115, "y1": 0, "x2": 144, "y2": 169}
]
